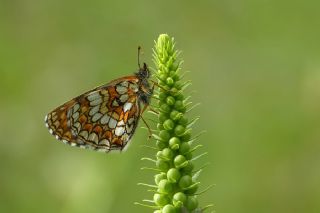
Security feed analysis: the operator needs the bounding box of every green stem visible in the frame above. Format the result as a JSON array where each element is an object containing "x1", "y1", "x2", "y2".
[{"x1": 138, "y1": 34, "x2": 212, "y2": 213}]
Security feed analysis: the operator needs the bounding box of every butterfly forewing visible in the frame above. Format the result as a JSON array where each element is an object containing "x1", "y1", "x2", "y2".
[{"x1": 45, "y1": 76, "x2": 141, "y2": 152}]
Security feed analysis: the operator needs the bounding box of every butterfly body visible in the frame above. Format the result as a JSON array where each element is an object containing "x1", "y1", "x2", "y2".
[{"x1": 45, "y1": 63, "x2": 152, "y2": 153}]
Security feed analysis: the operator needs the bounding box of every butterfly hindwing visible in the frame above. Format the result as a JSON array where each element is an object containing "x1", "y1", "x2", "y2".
[{"x1": 45, "y1": 76, "x2": 141, "y2": 152}]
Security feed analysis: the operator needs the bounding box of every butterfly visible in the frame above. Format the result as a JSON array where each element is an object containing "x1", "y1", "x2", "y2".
[{"x1": 44, "y1": 48, "x2": 153, "y2": 153}]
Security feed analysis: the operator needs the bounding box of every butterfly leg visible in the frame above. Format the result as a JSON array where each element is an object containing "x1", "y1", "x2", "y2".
[
  {"x1": 140, "y1": 103, "x2": 154, "y2": 139},
  {"x1": 140, "y1": 115, "x2": 152, "y2": 140},
  {"x1": 148, "y1": 107, "x2": 159, "y2": 115},
  {"x1": 151, "y1": 80, "x2": 170, "y2": 92}
]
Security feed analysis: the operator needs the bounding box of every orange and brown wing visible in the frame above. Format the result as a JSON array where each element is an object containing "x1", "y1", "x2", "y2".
[{"x1": 45, "y1": 76, "x2": 141, "y2": 153}]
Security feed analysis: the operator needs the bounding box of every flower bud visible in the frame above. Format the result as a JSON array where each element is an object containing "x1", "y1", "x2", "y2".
[
  {"x1": 185, "y1": 196, "x2": 198, "y2": 211},
  {"x1": 167, "y1": 168, "x2": 181, "y2": 183},
  {"x1": 159, "y1": 130, "x2": 171, "y2": 141},
  {"x1": 174, "y1": 125, "x2": 185, "y2": 136},
  {"x1": 175, "y1": 93, "x2": 184, "y2": 100},
  {"x1": 158, "y1": 179, "x2": 173, "y2": 194},
  {"x1": 156, "y1": 159, "x2": 169, "y2": 171},
  {"x1": 179, "y1": 175, "x2": 192, "y2": 189},
  {"x1": 172, "y1": 74, "x2": 179, "y2": 81},
  {"x1": 170, "y1": 87, "x2": 179, "y2": 94},
  {"x1": 180, "y1": 131, "x2": 191, "y2": 141},
  {"x1": 174, "y1": 100, "x2": 184, "y2": 111},
  {"x1": 160, "y1": 103, "x2": 171, "y2": 113},
  {"x1": 180, "y1": 106, "x2": 187, "y2": 113},
  {"x1": 166, "y1": 77, "x2": 174, "y2": 86},
  {"x1": 174, "y1": 82, "x2": 182, "y2": 90},
  {"x1": 178, "y1": 116, "x2": 188, "y2": 126},
  {"x1": 169, "y1": 71, "x2": 176, "y2": 77},
  {"x1": 181, "y1": 161, "x2": 194, "y2": 174},
  {"x1": 161, "y1": 148, "x2": 174, "y2": 160},
  {"x1": 159, "y1": 91, "x2": 167, "y2": 101},
  {"x1": 154, "y1": 193, "x2": 170, "y2": 206},
  {"x1": 184, "y1": 152, "x2": 193, "y2": 160},
  {"x1": 166, "y1": 96, "x2": 175, "y2": 106},
  {"x1": 155, "y1": 173, "x2": 167, "y2": 185},
  {"x1": 174, "y1": 155, "x2": 188, "y2": 169},
  {"x1": 163, "y1": 119, "x2": 175, "y2": 131},
  {"x1": 169, "y1": 137, "x2": 181, "y2": 150},
  {"x1": 186, "y1": 183, "x2": 199, "y2": 194},
  {"x1": 159, "y1": 73, "x2": 167, "y2": 81},
  {"x1": 170, "y1": 110, "x2": 183, "y2": 121},
  {"x1": 162, "y1": 204, "x2": 176, "y2": 213},
  {"x1": 179, "y1": 142, "x2": 190, "y2": 154},
  {"x1": 173, "y1": 192, "x2": 187, "y2": 207},
  {"x1": 159, "y1": 112, "x2": 168, "y2": 123}
]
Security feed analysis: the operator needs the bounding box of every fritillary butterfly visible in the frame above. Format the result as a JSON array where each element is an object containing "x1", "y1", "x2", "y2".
[{"x1": 44, "y1": 50, "x2": 153, "y2": 153}]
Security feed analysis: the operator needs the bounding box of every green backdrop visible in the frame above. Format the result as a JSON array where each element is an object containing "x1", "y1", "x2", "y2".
[{"x1": 1, "y1": 0, "x2": 320, "y2": 212}]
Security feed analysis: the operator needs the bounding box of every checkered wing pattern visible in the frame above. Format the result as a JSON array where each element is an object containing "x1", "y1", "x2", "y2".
[{"x1": 45, "y1": 76, "x2": 141, "y2": 152}]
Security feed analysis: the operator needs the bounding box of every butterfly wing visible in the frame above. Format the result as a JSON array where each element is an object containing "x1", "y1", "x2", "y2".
[{"x1": 45, "y1": 76, "x2": 141, "y2": 152}]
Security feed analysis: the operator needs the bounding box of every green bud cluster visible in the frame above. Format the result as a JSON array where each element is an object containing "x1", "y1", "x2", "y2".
[{"x1": 148, "y1": 34, "x2": 201, "y2": 213}]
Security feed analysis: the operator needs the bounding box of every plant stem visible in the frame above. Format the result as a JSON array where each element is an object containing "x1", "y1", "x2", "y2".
[{"x1": 138, "y1": 34, "x2": 211, "y2": 213}]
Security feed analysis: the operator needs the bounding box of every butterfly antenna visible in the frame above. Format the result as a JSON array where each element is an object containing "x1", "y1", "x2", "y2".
[{"x1": 138, "y1": 46, "x2": 142, "y2": 69}]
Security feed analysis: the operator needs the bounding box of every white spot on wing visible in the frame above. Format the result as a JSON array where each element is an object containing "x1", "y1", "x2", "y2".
[
  {"x1": 116, "y1": 86, "x2": 127, "y2": 94},
  {"x1": 73, "y1": 103, "x2": 80, "y2": 112},
  {"x1": 74, "y1": 122, "x2": 81, "y2": 132},
  {"x1": 52, "y1": 114, "x2": 58, "y2": 121},
  {"x1": 87, "y1": 92, "x2": 101, "y2": 101},
  {"x1": 67, "y1": 108, "x2": 72, "y2": 118},
  {"x1": 115, "y1": 126, "x2": 125, "y2": 136},
  {"x1": 92, "y1": 113, "x2": 103, "y2": 122},
  {"x1": 99, "y1": 139, "x2": 110, "y2": 147},
  {"x1": 111, "y1": 112, "x2": 120, "y2": 120},
  {"x1": 112, "y1": 99, "x2": 119, "y2": 106},
  {"x1": 129, "y1": 83, "x2": 139, "y2": 92},
  {"x1": 119, "y1": 94, "x2": 129, "y2": 103},
  {"x1": 79, "y1": 131, "x2": 89, "y2": 140},
  {"x1": 120, "y1": 81, "x2": 129, "y2": 87},
  {"x1": 89, "y1": 105, "x2": 100, "y2": 116},
  {"x1": 117, "y1": 120, "x2": 125, "y2": 126},
  {"x1": 108, "y1": 117, "x2": 117, "y2": 129},
  {"x1": 90, "y1": 98, "x2": 102, "y2": 106},
  {"x1": 100, "y1": 114, "x2": 110, "y2": 124},
  {"x1": 123, "y1": 102, "x2": 133, "y2": 112},
  {"x1": 88, "y1": 132, "x2": 99, "y2": 144},
  {"x1": 128, "y1": 117, "x2": 135, "y2": 124},
  {"x1": 126, "y1": 124, "x2": 134, "y2": 134},
  {"x1": 72, "y1": 112, "x2": 79, "y2": 120}
]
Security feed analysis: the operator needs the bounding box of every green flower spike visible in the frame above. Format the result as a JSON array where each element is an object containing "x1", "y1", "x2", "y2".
[{"x1": 135, "y1": 34, "x2": 214, "y2": 213}]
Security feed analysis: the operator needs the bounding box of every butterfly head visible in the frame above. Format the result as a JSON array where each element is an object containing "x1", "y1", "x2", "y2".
[
  {"x1": 135, "y1": 62, "x2": 150, "y2": 80},
  {"x1": 135, "y1": 63, "x2": 152, "y2": 105}
]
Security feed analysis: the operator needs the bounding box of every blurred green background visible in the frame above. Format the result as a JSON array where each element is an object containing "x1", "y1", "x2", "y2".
[{"x1": 1, "y1": 0, "x2": 320, "y2": 212}]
